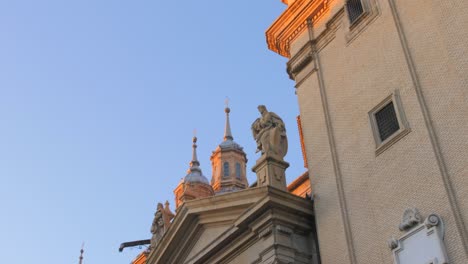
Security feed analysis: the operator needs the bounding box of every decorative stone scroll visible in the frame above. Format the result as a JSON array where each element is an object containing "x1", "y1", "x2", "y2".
[
  {"x1": 389, "y1": 209, "x2": 449, "y2": 264},
  {"x1": 150, "y1": 201, "x2": 175, "y2": 250}
]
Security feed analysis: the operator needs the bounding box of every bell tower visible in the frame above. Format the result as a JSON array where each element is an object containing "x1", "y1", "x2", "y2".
[{"x1": 210, "y1": 106, "x2": 248, "y2": 194}]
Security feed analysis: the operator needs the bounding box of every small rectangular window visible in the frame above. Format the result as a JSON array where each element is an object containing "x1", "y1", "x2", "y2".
[
  {"x1": 346, "y1": 0, "x2": 364, "y2": 25},
  {"x1": 235, "y1": 163, "x2": 241, "y2": 179},
  {"x1": 223, "y1": 162, "x2": 230, "y2": 177},
  {"x1": 369, "y1": 92, "x2": 410, "y2": 155},
  {"x1": 375, "y1": 102, "x2": 400, "y2": 142},
  {"x1": 345, "y1": 0, "x2": 379, "y2": 44}
]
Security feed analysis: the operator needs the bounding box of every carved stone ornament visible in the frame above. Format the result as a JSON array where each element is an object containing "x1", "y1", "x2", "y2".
[
  {"x1": 389, "y1": 210, "x2": 449, "y2": 264},
  {"x1": 150, "y1": 201, "x2": 175, "y2": 250},
  {"x1": 399, "y1": 208, "x2": 422, "y2": 231}
]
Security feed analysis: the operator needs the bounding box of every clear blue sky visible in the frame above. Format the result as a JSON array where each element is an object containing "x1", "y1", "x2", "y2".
[{"x1": 0, "y1": 1, "x2": 304, "y2": 263}]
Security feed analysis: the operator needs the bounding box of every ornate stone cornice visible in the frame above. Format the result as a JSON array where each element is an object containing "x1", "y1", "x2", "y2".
[
  {"x1": 286, "y1": 40, "x2": 314, "y2": 79},
  {"x1": 266, "y1": 0, "x2": 329, "y2": 57}
]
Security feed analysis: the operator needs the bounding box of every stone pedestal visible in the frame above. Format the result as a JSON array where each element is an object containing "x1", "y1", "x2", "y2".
[{"x1": 252, "y1": 154, "x2": 289, "y2": 191}]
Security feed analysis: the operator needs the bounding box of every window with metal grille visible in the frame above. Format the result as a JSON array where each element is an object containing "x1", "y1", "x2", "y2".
[
  {"x1": 346, "y1": 0, "x2": 364, "y2": 25},
  {"x1": 375, "y1": 102, "x2": 400, "y2": 142}
]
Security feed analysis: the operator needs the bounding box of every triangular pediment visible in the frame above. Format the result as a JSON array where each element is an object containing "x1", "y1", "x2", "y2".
[
  {"x1": 147, "y1": 186, "x2": 317, "y2": 264},
  {"x1": 148, "y1": 187, "x2": 265, "y2": 263},
  {"x1": 185, "y1": 223, "x2": 231, "y2": 260}
]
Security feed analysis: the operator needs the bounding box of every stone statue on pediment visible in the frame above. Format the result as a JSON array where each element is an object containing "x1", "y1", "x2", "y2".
[
  {"x1": 150, "y1": 201, "x2": 175, "y2": 250},
  {"x1": 251, "y1": 105, "x2": 288, "y2": 160}
]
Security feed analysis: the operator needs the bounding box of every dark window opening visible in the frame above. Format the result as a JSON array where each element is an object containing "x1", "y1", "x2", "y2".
[
  {"x1": 375, "y1": 102, "x2": 400, "y2": 142},
  {"x1": 347, "y1": 0, "x2": 364, "y2": 25},
  {"x1": 223, "y1": 162, "x2": 230, "y2": 177},
  {"x1": 235, "y1": 163, "x2": 241, "y2": 179}
]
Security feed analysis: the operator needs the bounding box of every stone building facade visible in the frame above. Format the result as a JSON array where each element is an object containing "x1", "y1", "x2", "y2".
[{"x1": 266, "y1": 0, "x2": 468, "y2": 263}]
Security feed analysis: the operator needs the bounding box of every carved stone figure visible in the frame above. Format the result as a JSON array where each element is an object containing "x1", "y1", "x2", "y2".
[
  {"x1": 251, "y1": 105, "x2": 288, "y2": 159},
  {"x1": 150, "y1": 201, "x2": 175, "y2": 250},
  {"x1": 150, "y1": 203, "x2": 165, "y2": 248}
]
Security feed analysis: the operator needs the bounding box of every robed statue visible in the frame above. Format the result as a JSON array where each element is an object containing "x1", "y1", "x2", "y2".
[
  {"x1": 150, "y1": 201, "x2": 175, "y2": 250},
  {"x1": 251, "y1": 105, "x2": 288, "y2": 159}
]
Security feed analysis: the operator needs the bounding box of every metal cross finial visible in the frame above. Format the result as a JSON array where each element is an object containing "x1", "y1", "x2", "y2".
[{"x1": 225, "y1": 97, "x2": 230, "y2": 108}]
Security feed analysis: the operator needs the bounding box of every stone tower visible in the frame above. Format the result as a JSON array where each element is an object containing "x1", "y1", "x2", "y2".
[
  {"x1": 266, "y1": 0, "x2": 468, "y2": 263},
  {"x1": 210, "y1": 107, "x2": 248, "y2": 194},
  {"x1": 174, "y1": 137, "x2": 214, "y2": 208}
]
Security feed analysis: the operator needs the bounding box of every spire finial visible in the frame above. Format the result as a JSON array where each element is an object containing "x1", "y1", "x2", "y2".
[
  {"x1": 189, "y1": 133, "x2": 200, "y2": 172},
  {"x1": 224, "y1": 98, "x2": 233, "y2": 141},
  {"x1": 79, "y1": 243, "x2": 84, "y2": 264}
]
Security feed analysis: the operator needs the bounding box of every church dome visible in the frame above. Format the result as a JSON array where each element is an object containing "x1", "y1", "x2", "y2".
[
  {"x1": 218, "y1": 138, "x2": 243, "y2": 151},
  {"x1": 184, "y1": 170, "x2": 210, "y2": 185}
]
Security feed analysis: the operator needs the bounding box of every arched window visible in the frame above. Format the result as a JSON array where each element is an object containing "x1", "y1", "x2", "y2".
[
  {"x1": 223, "y1": 162, "x2": 230, "y2": 177},
  {"x1": 235, "y1": 163, "x2": 241, "y2": 179}
]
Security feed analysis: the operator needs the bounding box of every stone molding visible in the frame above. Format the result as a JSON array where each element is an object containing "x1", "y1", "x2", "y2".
[
  {"x1": 266, "y1": 0, "x2": 331, "y2": 57},
  {"x1": 252, "y1": 244, "x2": 314, "y2": 264},
  {"x1": 287, "y1": 40, "x2": 315, "y2": 79},
  {"x1": 258, "y1": 225, "x2": 273, "y2": 239},
  {"x1": 288, "y1": 9, "x2": 342, "y2": 85},
  {"x1": 286, "y1": 0, "x2": 379, "y2": 77}
]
